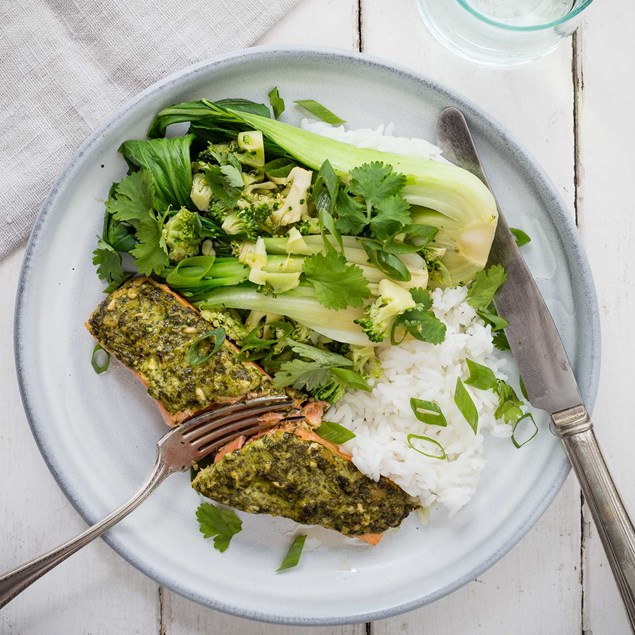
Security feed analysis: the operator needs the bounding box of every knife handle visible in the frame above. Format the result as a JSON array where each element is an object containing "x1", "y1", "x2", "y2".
[{"x1": 552, "y1": 405, "x2": 635, "y2": 629}]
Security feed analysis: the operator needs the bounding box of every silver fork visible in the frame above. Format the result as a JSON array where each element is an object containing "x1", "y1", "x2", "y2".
[{"x1": 0, "y1": 395, "x2": 299, "y2": 608}]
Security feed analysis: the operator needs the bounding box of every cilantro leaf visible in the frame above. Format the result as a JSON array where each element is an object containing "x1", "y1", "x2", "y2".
[
  {"x1": 349, "y1": 162, "x2": 406, "y2": 208},
  {"x1": 107, "y1": 170, "x2": 155, "y2": 223},
  {"x1": 303, "y1": 250, "x2": 370, "y2": 309},
  {"x1": 467, "y1": 264, "x2": 508, "y2": 311},
  {"x1": 494, "y1": 380, "x2": 524, "y2": 424},
  {"x1": 92, "y1": 240, "x2": 130, "y2": 291},
  {"x1": 409, "y1": 287, "x2": 433, "y2": 310},
  {"x1": 196, "y1": 502, "x2": 242, "y2": 553},
  {"x1": 268, "y1": 86, "x2": 285, "y2": 119},
  {"x1": 130, "y1": 212, "x2": 169, "y2": 275},
  {"x1": 493, "y1": 331, "x2": 510, "y2": 351},
  {"x1": 477, "y1": 308, "x2": 508, "y2": 331},
  {"x1": 205, "y1": 164, "x2": 242, "y2": 209},
  {"x1": 369, "y1": 195, "x2": 411, "y2": 239},
  {"x1": 335, "y1": 190, "x2": 366, "y2": 235}
]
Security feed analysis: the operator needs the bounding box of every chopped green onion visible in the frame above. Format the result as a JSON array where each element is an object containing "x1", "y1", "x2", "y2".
[
  {"x1": 454, "y1": 378, "x2": 478, "y2": 434},
  {"x1": 315, "y1": 421, "x2": 356, "y2": 445},
  {"x1": 294, "y1": 99, "x2": 346, "y2": 125},
  {"x1": 510, "y1": 227, "x2": 531, "y2": 247},
  {"x1": 91, "y1": 344, "x2": 110, "y2": 374},
  {"x1": 410, "y1": 398, "x2": 447, "y2": 427},
  {"x1": 268, "y1": 86, "x2": 285, "y2": 119},
  {"x1": 519, "y1": 376, "x2": 529, "y2": 400},
  {"x1": 511, "y1": 412, "x2": 538, "y2": 448},
  {"x1": 465, "y1": 358, "x2": 498, "y2": 390},
  {"x1": 277, "y1": 534, "x2": 307, "y2": 572},
  {"x1": 407, "y1": 434, "x2": 447, "y2": 460},
  {"x1": 330, "y1": 367, "x2": 372, "y2": 392},
  {"x1": 188, "y1": 328, "x2": 226, "y2": 366}
]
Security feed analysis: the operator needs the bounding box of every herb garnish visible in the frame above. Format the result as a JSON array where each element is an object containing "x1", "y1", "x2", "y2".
[
  {"x1": 91, "y1": 344, "x2": 110, "y2": 374},
  {"x1": 511, "y1": 413, "x2": 539, "y2": 448},
  {"x1": 407, "y1": 434, "x2": 447, "y2": 460},
  {"x1": 188, "y1": 328, "x2": 226, "y2": 366},
  {"x1": 277, "y1": 534, "x2": 307, "y2": 572},
  {"x1": 294, "y1": 99, "x2": 346, "y2": 125},
  {"x1": 509, "y1": 227, "x2": 531, "y2": 247},
  {"x1": 454, "y1": 378, "x2": 478, "y2": 433},
  {"x1": 315, "y1": 421, "x2": 356, "y2": 444},
  {"x1": 196, "y1": 502, "x2": 242, "y2": 552},
  {"x1": 268, "y1": 86, "x2": 285, "y2": 119},
  {"x1": 409, "y1": 398, "x2": 447, "y2": 427}
]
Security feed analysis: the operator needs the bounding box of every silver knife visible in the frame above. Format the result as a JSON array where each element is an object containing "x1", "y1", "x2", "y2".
[{"x1": 437, "y1": 107, "x2": 635, "y2": 629}]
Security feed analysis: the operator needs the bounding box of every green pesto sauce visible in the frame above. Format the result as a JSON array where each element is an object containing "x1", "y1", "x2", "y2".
[
  {"x1": 192, "y1": 428, "x2": 419, "y2": 536},
  {"x1": 88, "y1": 279, "x2": 272, "y2": 415}
]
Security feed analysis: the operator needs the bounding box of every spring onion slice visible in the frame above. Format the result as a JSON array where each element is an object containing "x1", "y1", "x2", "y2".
[
  {"x1": 277, "y1": 534, "x2": 307, "y2": 572},
  {"x1": 409, "y1": 398, "x2": 447, "y2": 427},
  {"x1": 511, "y1": 412, "x2": 538, "y2": 448},
  {"x1": 407, "y1": 434, "x2": 447, "y2": 460},
  {"x1": 315, "y1": 421, "x2": 356, "y2": 444},
  {"x1": 188, "y1": 328, "x2": 226, "y2": 366},
  {"x1": 91, "y1": 344, "x2": 110, "y2": 374},
  {"x1": 454, "y1": 378, "x2": 478, "y2": 434},
  {"x1": 294, "y1": 99, "x2": 346, "y2": 125}
]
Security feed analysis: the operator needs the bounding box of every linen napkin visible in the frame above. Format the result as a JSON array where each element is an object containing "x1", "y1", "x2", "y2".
[{"x1": 0, "y1": 0, "x2": 300, "y2": 259}]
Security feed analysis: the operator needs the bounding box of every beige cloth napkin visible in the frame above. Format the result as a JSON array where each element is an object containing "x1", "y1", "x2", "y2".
[{"x1": 0, "y1": 0, "x2": 299, "y2": 258}]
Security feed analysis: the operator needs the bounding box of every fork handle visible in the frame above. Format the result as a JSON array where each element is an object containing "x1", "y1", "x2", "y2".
[
  {"x1": 0, "y1": 458, "x2": 172, "y2": 608},
  {"x1": 552, "y1": 405, "x2": 635, "y2": 631}
]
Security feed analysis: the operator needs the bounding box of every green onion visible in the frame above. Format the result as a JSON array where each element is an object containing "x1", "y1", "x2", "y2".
[
  {"x1": 511, "y1": 413, "x2": 538, "y2": 448},
  {"x1": 519, "y1": 376, "x2": 529, "y2": 400},
  {"x1": 294, "y1": 99, "x2": 346, "y2": 125},
  {"x1": 188, "y1": 328, "x2": 226, "y2": 366},
  {"x1": 477, "y1": 309, "x2": 508, "y2": 331},
  {"x1": 464, "y1": 358, "x2": 498, "y2": 390},
  {"x1": 277, "y1": 534, "x2": 307, "y2": 572},
  {"x1": 268, "y1": 86, "x2": 285, "y2": 119},
  {"x1": 454, "y1": 378, "x2": 478, "y2": 433},
  {"x1": 409, "y1": 398, "x2": 447, "y2": 427},
  {"x1": 315, "y1": 421, "x2": 356, "y2": 445},
  {"x1": 407, "y1": 434, "x2": 447, "y2": 460},
  {"x1": 91, "y1": 344, "x2": 110, "y2": 374},
  {"x1": 510, "y1": 227, "x2": 531, "y2": 247}
]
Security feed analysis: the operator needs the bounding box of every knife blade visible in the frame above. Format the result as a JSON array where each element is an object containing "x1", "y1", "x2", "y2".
[
  {"x1": 436, "y1": 107, "x2": 582, "y2": 416},
  {"x1": 436, "y1": 107, "x2": 635, "y2": 628}
]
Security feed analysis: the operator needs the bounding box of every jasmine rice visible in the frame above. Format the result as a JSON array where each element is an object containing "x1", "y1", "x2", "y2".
[{"x1": 326, "y1": 286, "x2": 512, "y2": 517}]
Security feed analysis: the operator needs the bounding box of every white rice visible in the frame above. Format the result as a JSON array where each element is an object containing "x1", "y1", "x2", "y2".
[
  {"x1": 305, "y1": 118, "x2": 510, "y2": 517},
  {"x1": 327, "y1": 287, "x2": 512, "y2": 517}
]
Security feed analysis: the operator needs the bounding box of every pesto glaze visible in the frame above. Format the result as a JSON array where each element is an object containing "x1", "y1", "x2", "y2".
[
  {"x1": 193, "y1": 426, "x2": 419, "y2": 536},
  {"x1": 87, "y1": 278, "x2": 272, "y2": 416}
]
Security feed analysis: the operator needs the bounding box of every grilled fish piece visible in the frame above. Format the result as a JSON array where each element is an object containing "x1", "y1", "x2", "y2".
[
  {"x1": 86, "y1": 278, "x2": 275, "y2": 425},
  {"x1": 193, "y1": 423, "x2": 420, "y2": 540}
]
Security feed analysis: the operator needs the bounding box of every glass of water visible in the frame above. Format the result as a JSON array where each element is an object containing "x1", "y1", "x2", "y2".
[{"x1": 416, "y1": 0, "x2": 594, "y2": 66}]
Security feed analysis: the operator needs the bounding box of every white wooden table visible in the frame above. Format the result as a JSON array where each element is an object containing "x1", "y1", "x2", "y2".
[{"x1": 1, "y1": 0, "x2": 632, "y2": 632}]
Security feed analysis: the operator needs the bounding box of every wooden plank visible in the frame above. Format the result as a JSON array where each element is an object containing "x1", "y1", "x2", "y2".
[
  {"x1": 160, "y1": 0, "x2": 363, "y2": 631},
  {"x1": 0, "y1": 248, "x2": 160, "y2": 635},
  {"x1": 576, "y1": 0, "x2": 635, "y2": 631},
  {"x1": 360, "y1": 0, "x2": 582, "y2": 632}
]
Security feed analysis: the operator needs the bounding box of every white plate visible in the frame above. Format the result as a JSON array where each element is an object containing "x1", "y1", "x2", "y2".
[{"x1": 15, "y1": 47, "x2": 600, "y2": 625}]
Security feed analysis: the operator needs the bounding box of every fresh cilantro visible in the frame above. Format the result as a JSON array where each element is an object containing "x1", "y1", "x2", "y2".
[
  {"x1": 92, "y1": 240, "x2": 129, "y2": 291},
  {"x1": 494, "y1": 380, "x2": 524, "y2": 424},
  {"x1": 196, "y1": 502, "x2": 242, "y2": 553},
  {"x1": 467, "y1": 264, "x2": 508, "y2": 311},
  {"x1": 130, "y1": 212, "x2": 169, "y2": 275},
  {"x1": 277, "y1": 534, "x2": 307, "y2": 572},
  {"x1": 493, "y1": 331, "x2": 511, "y2": 351},
  {"x1": 205, "y1": 164, "x2": 242, "y2": 209},
  {"x1": 510, "y1": 227, "x2": 531, "y2": 247},
  {"x1": 369, "y1": 195, "x2": 411, "y2": 239},
  {"x1": 454, "y1": 378, "x2": 478, "y2": 434},
  {"x1": 336, "y1": 162, "x2": 411, "y2": 240},
  {"x1": 268, "y1": 86, "x2": 286, "y2": 119},
  {"x1": 477, "y1": 308, "x2": 508, "y2": 331},
  {"x1": 219, "y1": 164, "x2": 244, "y2": 188},
  {"x1": 272, "y1": 339, "x2": 352, "y2": 392},
  {"x1": 294, "y1": 99, "x2": 346, "y2": 125},
  {"x1": 392, "y1": 288, "x2": 446, "y2": 345},
  {"x1": 107, "y1": 170, "x2": 155, "y2": 223},
  {"x1": 303, "y1": 250, "x2": 370, "y2": 309},
  {"x1": 409, "y1": 287, "x2": 433, "y2": 310},
  {"x1": 315, "y1": 421, "x2": 356, "y2": 444}
]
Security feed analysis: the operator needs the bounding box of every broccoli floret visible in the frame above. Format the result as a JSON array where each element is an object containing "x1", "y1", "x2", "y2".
[
  {"x1": 355, "y1": 279, "x2": 417, "y2": 343},
  {"x1": 200, "y1": 308, "x2": 250, "y2": 346},
  {"x1": 350, "y1": 344, "x2": 382, "y2": 378},
  {"x1": 162, "y1": 207, "x2": 203, "y2": 263},
  {"x1": 220, "y1": 210, "x2": 259, "y2": 240},
  {"x1": 312, "y1": 374, "x2": 348, "y2": 404}
]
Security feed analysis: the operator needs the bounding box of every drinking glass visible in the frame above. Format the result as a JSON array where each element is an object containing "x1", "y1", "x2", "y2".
[{"x1": 416, "y1": 0, "x2": 594, "y2": 66}]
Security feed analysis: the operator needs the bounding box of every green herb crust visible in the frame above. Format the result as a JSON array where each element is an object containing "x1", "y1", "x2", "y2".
[
  {"x1": 86, "y1": 278, "x2": 273, "y2": 421},
  {"x1": 192, "y1": 426, "x2": 419, "y2": 536}
]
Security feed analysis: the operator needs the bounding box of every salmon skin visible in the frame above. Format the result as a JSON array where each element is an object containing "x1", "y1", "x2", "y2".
[
  {"x1": 193, "y1": 422, "x2": 420, "y2": 539},
  {"x1": 86, "y1": 278, "x2": 276, "y2": 425}
]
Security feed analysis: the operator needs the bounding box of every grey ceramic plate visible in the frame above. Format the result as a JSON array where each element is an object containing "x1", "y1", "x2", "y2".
[{"x1": 15, "y1": 47, "x2": 600, "y2": 625}]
